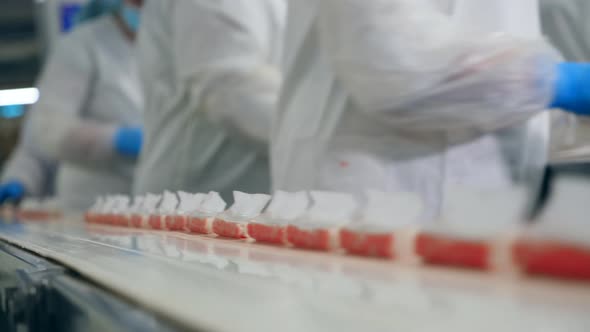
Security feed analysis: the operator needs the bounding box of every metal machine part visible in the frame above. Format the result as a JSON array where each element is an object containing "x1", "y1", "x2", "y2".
[{"x1": 0, "y1": 239, "x2": 180, "y2": 332}]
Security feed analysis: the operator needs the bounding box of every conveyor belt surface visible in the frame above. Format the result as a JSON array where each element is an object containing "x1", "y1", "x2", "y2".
[{"x1": 1, "y1": 217, "x2": 590, "y2": 332}]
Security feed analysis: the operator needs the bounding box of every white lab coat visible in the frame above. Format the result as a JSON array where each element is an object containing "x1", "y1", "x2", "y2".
[
  {"x1": 2, "y1": 108, "x2": 56, "y2": 198},
  {"x1": 541, "y1": 0, "x2": 590, "y2": 164},
  {"x1": 272, "y1": 0, "x2": 557, "y2": 218},
  {"x1": 134, "y1": 0, "x2": 286, "y2": 202},
  {"x1": 28, "y1": 16, "x2": 143, "y2": 210},
  {"x1": 1, "y1": 145, "x2": 56, "y2": 198},
  {"x1": 541, "y1": 0, "x2": 590, "y2": 63}
]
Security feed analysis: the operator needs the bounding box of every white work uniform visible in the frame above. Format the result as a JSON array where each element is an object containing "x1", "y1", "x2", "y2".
[
  {"x1": 541, "y1": 0, "x2": 590, "y2": 164},
  {"x1": 2, "y1": 110, "x2": 56, "y2": 197},
  {"x1": 29, "y1": 16, "x2": 143, "y2": 210},
  {"x1": 541, "y1": 0, "x2": 590, "y2": 63},
  {"x1": 1, "y1": 138, "x2": 56, "y2": 198},
  {"x1": 273, "y1": 0, "x2": 557, "y2": 218},
  {"x1": 134, "y1": 0, "x2": 285, "y2": 202}
]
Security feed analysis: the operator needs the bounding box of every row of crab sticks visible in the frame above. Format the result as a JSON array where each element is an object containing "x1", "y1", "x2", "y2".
[{"x1": 85, "y1": 179, "x2": 590, "y2": 281}]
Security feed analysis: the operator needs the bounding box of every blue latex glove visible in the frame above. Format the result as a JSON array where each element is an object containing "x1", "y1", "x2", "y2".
[
  {"x1": 0, "y1": 181, "x2": 26, "y2": 204},
  {"x1": 550, "y1": 62, "x2": 590, "y2": 116},
  {"x1": 114, "y1": 127, "x2": 143, "y2": 157}
]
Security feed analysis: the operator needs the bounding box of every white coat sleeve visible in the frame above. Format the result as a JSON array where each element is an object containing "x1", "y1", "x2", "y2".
[
  {"x1": 28, "y1": 33, "x2": 118, "y2": 166},
  {"x1": 317, "y1": 0, "x2": 559, "y2": 132},
  {"x1": 1, "y1": 144, "x2": 52, "y2": 196},
  {"x1": 171, "y1": 0, "x2": 282, "y2": 144}
]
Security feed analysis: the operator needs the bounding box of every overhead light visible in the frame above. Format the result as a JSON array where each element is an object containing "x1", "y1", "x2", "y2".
[{"x1": 0, "y1": 88, "x2": 40, "y2": 107}]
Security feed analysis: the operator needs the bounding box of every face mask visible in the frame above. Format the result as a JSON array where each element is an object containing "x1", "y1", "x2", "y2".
[{"x1": 120, "y1": 4, "x2": 140, "y2": 32}]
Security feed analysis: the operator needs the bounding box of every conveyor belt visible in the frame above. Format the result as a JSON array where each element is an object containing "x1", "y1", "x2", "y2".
[{"x1": 1, "y1": 217, "x2": 590, "y2": 332}]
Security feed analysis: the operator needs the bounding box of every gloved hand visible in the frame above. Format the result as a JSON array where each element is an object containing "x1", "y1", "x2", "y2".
[
  {"x1": 114, "y1": 127, "x2": 143, "y2": 158},
  {"x1": 550, "y1": 62, "x2": 590, "y2": 116},
  {"x1": 0, "y1": 181, "x2": 26, "y2": 204}
]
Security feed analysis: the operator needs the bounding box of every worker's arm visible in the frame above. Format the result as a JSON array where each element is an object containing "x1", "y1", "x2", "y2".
[
  {"x1": 317, "y1": 0, "x2": 558, "y2": 132},
  {"x1": 28, "y1": 31, "x2": 138, "y2": 167},
  {"x1": 0, "y1": 144, "x2": 53, "y2": 202},
  {"x1": 171, "y1": 0, "x2": 284, "y2": 144}
]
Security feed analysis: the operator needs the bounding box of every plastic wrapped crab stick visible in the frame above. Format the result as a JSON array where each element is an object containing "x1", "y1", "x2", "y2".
[
  {"x1": 85, "y1": 196, "x2": 104, "y2": 223},
  {"x1": 287, "y1": 191, "x2": 357, "y2": 251},
  {"x1": 248, "y1": 191, "x2": 309, "y2": 245},
  {"x1": 18, "y1": 198, "x2": 59, "y2": 221},
  {"x1": 112, "y1": 195, "x2": 131, "y2": 227},
  {"x1": 138, "y1": 193, "x2": 161, "y2": 229},
  {"x1": 187, "y1": 192, "x2": 226, "y2": 235},
  {"x1": 340, "y1": 191, "x2": 422, "y2": 259},
  {"x1": 514, "y1": 177, "x2": 590, "y2": 280},
  {"x1": 131, "y1": 193, "x2": 160, "y2": 228},
  {"x1": 128, "y1": 195, "x2": 145, "y2": 228},
  {"x1": 415, "y1": 187, "x2": 526, "y2": 271},
  {"x1": 149, "y1": 191, "x2": 177, "y2": 230},
  {"x1": 212, "y1": 191, "x2": 271, "y2": 239},
  {"x1": 98, "y1": 196, "x2": 118, "y2": 225},
  {"x1": 166, "y1": 192, "x2": 206, "y2": 231}
]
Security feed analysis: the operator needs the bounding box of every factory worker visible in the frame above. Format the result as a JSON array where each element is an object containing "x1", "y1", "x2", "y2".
[
  {"x1": 272, "y1": 0, "x2": 590, "y2": 218},
  {"x1": 134, "y1": 0, "x2": 286, "y2": 202},
  {"x1": 0, "y1": 115, "x2": 57, "y2": 204},
  {"x1": 27, "y1": 0, "x2": 144, "y2": 211}
]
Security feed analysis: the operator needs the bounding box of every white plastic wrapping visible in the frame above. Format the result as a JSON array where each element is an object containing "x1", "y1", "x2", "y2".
[
  {"x1": 298, "y1": 191, "x2": 357, "y2": 229},
  {"x1": 101, "y1": 196, "x2": 118, "y2": 215},
  {"x1": 531, "y1": 176, "x2": 590, "y2": 246},
  {"x1": 88, "y1": 196, "x2": 105, "y2": 214},
  {"x1": 20, "y1": 199, "x2": 42, "y2": 212},
  {"x1": 258, "y1": 191, "x2": 309, "y2": 225},
  {"x1": 129, "y1": 195, "x2": 145, "y2": 215},
  {"x1": 177, "y1": 191, "x2": 207, "y2": 215},
  {"x1": 223, "y1": 191, "x2": 271, "y2": 221},
  {"x1": 41, "y1": 198, "x2": 62, "y2": 213},
  {"x1": 351, "y1": 191, "x2": 423, "y2": 232},
  {"x1": 199, "y1": 192, "x2": 227, "y2": 216},
  {"x1": 318, "y1": 0, "x2": 558, "y2": 132},
  {"x1": 142, "y1": 193, "x2": 162, "y2": 216},
  {"x1": 431, "y1": 186, "x2": 527, "y2": 239},
  {"x1": 113, "y1": 195, "x2": 131, "y2": 216},
  {"x1": 159, "y1": 191, "x2": 178, "y2": 216},
  {"x1": 187, "y1": 191, "x2": 228, "y2": 234}
]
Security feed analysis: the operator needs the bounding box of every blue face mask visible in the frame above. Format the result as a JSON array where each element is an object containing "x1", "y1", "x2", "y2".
[{"x1": 120, "y1": 4, "x2": 140, "y2": 32}]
